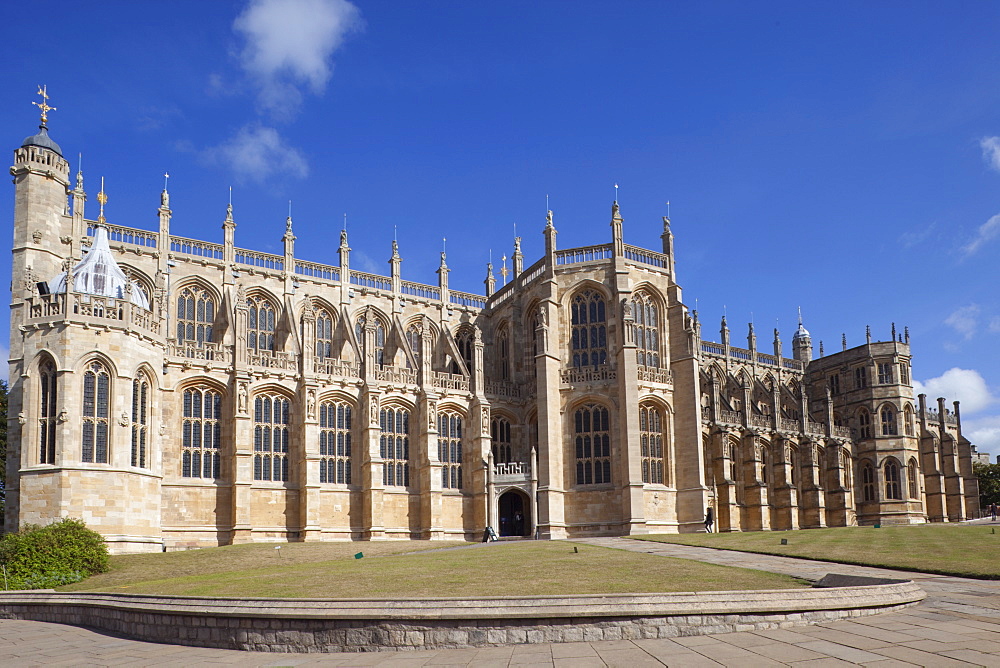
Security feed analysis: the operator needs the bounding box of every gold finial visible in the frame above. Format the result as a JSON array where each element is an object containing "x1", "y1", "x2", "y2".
[
  {"x1": 97, "y1": 177, "x2": 108, "y2": 225},
  {"x1": 500, "y1": 255, "x2": 509, "y2": 285},
  {"x1": 32, "y1": 85, "x2": 56, "y2": 126}
]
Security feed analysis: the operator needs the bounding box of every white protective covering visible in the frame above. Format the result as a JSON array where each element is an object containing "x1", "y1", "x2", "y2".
[{"x1": 48, "y1": 225, "x2": 150, "y2": 309}]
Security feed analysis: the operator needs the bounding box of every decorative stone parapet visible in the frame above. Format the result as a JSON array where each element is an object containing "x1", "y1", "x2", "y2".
[{"x1": 0, "y1": 582, "x2": 925, "y2": 653}]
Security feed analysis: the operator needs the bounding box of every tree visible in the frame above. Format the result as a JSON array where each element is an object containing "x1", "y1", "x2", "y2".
[{"x1": 974, "y1": 461, "x2": 1000, "y2": 510}]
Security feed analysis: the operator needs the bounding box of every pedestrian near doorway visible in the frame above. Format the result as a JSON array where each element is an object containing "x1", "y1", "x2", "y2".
[{"x1": 705, "y1": 506, "x2": 714, "y2": 533}]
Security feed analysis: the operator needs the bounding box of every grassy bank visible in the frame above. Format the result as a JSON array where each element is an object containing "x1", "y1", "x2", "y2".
[
  {"x1": 637, "y1": 523, "x2": 1000, "y2": 578},
  {"x1": 57, "y1": 540, "x2": 805, "y2": 598}
]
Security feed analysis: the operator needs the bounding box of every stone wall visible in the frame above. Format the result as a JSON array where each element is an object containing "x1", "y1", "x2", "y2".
[{"x1": 0, "y1": 583, "x2": 924, "y2": 653}]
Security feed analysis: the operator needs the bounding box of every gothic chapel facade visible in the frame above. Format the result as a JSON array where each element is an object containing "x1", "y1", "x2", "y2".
[{"x1": 5, "y1": 105, "x2": 980, "y2": 553}]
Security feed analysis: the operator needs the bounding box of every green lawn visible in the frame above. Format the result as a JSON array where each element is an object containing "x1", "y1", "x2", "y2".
[
  {"x1": 636, "y1": 524, "x2": 1000, "y2": 578},
  {"x1": 57, "y1": 540, "x2": 805, "y2": 598}
]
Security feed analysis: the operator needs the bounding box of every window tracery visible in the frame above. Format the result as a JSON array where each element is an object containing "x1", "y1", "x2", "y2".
[
  {"x1": 254, "y1": 395, "x2": 289, "y2": 481},
  {"x1": 319, "y1": 400, "x2": 351, "y2": 484},
  {"x1": 39, "y1": 360, "x2": 57, "y2": 464},
  {"x1": 574, "y1": 404, "x2": 610, "y2": 485},
  {"x1": 639, "y1": 403, "x2": 666, "y2": 484},
  {"x1": 176, "y1": 286, "x2": 215, "y2": 345},
  {"x1": 182, "y1": 387, "x2": 222, "y2": 478},
  {"x1": 82, "y1": 361, "x2": 110, "y2": 464},
  {"x1": 438, "y1": 411, "x2": 463, "y2": 490},
  {"x1": 571, "y1": 290, "x2": 607, "y2": 368},
  {"x1": 248, "y1": 295, "x2": 276, "y2": 351},
  {"x1": 380, "y1": 407, "x2": 410, "y2": 487}
]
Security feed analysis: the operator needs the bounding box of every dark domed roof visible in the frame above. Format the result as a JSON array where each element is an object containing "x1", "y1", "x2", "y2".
[{"x1": 21, "y1": 125, "x2": 62, "y2": 156}]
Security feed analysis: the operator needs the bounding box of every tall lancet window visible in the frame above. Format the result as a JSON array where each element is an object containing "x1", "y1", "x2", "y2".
[
  {"x1": 247, "y1": 295, "x2": 276, "y2": 351},
  {"x1": 380, "y1": 407, "x2": 410, "y2": 487},
  {"x1": 571, "y1": 290, "x2": 607, "y2": 368},
  {"x1": 253, "y1": 395, "x2": 290, "y2": 481},
  {"x1": 82, "y1": 361, "x2": 110, "y2": 464},
  {"x1": 438, "y1": 411, "x2": 463, "y2": 490},
  {"x1": 316, "y1": 309, "x2": 334, "y2": 359},
  {"x1": 176, "y1": 286, "x2": 214, "y2": 346},
  {"x1": 182, "y1": 387, "x2": 222, "y2": 479},
  {"x1": 491, "y1": 417, "x2": 512, "y2": 464},
  {"x1": 455, "y1": 328, "x2": 474, "y2": 375},
  {"x1": 496, "y1": 327, "x2": 510, "y2": 380},
  {"x1": 39, "y1": 360, "x2": 58, "y2": 464},
  {"x1": 356, "y1": 314, "x2": 387, "y2": 368},
  {"x1": 319, "y1": 400, "x2": 352, "y2": 484},
  {"x1": 632, "y1": 293, "x2": 660, "y2": 368},
  {"x1": 406, "y1": 324, "x2": 422, "y2": 369},
  {"x1": 574, "y1": 404, "x2": 611, "y2": 485},
  {"x1": 130, "y1": 373, "x2": 150, "y2": 468},
  {"x1": 639, "y1": 403, "x2": 666, "y2": 485}
]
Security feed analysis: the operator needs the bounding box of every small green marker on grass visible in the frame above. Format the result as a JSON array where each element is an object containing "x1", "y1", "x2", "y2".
[{"x1": 354, "y1": 552, "x2": 364, "y2": 559}]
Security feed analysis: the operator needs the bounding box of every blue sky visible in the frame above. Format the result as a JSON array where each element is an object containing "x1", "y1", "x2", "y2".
[{"x1": 3, "y1": 1, "x2": 1000, "y2": 453}]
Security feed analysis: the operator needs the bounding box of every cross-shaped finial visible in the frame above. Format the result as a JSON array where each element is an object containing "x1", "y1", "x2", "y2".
[
  {"x1": 33, "y1": 85, "x2": 56, "y2": 126},
  {"x1": 97, "y1": 177, "x2": 108, "y2": 225}
]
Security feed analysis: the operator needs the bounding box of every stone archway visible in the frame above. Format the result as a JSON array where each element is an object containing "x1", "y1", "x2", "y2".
[{"x1": 497, "y1": 489, "x2": 531, "y2": 537}]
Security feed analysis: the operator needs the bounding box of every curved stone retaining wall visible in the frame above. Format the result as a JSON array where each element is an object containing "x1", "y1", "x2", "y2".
[{"x1": 0, "y1": 582, "x2": 925, "y2": 653}]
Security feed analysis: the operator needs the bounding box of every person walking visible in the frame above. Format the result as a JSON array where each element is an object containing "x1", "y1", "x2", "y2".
[
  {"x1": 991, "y1": 502, "x2": 997, "y2": 522},
  {"x1": 704, "y1": 506, "x2": 714, "y2": 533}
]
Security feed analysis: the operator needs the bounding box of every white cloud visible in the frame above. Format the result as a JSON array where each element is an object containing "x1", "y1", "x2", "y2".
[
  {"x1": 205, "y1": 123, "x2": 309, "y2": 183},
  {"x1": 913, "y1": 368, "x2": 996, "y2": 415},
  {"x1": 961, "y1": 213, "x2": 1000, "y2": 257},
  {"x1": 965, "y1": 414, "x2": 1000, "y2": 458},
  {"x1": 982, "y1": 136, "x2": 1000, "y2": 171},
  {"x1": 234, "y1": 0, "x2": 361, "y2": 117},
  {"x1": 944, "y1": 304, "x2": 980, "y2": 340}
]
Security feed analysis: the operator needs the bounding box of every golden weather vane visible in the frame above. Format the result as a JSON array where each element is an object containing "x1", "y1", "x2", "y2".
[
  {"x1": 97, "y1": 177, "x2": 108, "y2": 225},
  {"x1": 32, "y1": 85, "x2": 56, "y2": 125}
]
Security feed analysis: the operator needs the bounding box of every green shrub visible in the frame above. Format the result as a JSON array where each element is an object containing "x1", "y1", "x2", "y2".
[{"x1": 0, "y1": 518, "x2": 109, "y2": 590}]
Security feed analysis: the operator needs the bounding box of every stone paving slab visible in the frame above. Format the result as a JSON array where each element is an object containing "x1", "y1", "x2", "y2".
[{"x1": 5, "y1": 533, "x2": 1000, "y2": 666}]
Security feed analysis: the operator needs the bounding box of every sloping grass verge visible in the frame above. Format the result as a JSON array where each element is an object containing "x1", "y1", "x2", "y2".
[{"x1": 636, "y1": 524, "x2": 1000, "y2": 579}]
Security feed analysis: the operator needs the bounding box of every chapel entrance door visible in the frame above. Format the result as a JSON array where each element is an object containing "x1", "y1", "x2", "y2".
[{"x1": 498, "y1": 489, "x2": 531, "y2": 537}]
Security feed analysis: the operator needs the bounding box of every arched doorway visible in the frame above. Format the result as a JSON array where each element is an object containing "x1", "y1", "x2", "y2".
[{"x1": 498, "y1": 489, "x2": 531, "y2": 537}]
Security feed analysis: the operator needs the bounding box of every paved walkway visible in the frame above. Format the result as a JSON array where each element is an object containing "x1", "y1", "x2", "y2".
[{"x1": 5, "y1": 532, "x2": 1000, "y2": 667}]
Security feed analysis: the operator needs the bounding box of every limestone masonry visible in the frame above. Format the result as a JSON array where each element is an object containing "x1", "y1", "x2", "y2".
[{"x1": 4, "y1": 106, "x2": 981, "y2": 553}]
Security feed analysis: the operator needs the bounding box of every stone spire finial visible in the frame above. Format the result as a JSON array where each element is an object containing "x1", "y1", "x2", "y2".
[
  {"x1": 391, "y1": 238, "x2": 400, "y2": 261},
  {"x1": 842, "y1": 333, "x2": 847, "y2": 351},
  {"x1": 819, "y1": 340, "x2": 824, "y2": 356},
  {"x1": 76, "y1": 153, "x2": 84, "y2": 191},
  {"x1": 904, "y1": 326, "x2": 910, "y2": 344},
  {"x1": 866, "y1": 325, "x2": 872, "y2": 344},
  {"x1": 545, "y1": 209, "x2": 554, "y2": 229}
]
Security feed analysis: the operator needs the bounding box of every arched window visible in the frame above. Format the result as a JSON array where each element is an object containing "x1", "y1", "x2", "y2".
[
  {"x1": 729, "y1": 442, "x2": 739, "y2": 482},
  {"x1": 254, "y1": 395, "x2": 289, "y2": 481},
  {"x1": 862, "y1": 461, "x2": 876, "y2": 501},
  {"x1": 841, "y1": 451, "x2": 852, "y2": 490},
  {"x1": 357, "y1": 314, "x2": 387, "y2": 368},
  {"x1": 130, "y1": 373, "x2": 150, "y2": 468},
  {"x1": 491, "y1": 417, "x2": 512, "y2": 463},
  {"x1": 455, "y1": 328, "x2": 474, "y2": 375},
  {"x1": 571, "y1": 290, "x2": 607, "y2": 368},
  {"x1": 247, "y1": 295, "x2": 276, "y2": 351},
  {"x1": 176, "y1": 286, "x2": 215, "y2": 346},
  {"x1": 82, "y1": 361, "x2": 110, "y2": 464},
  {"x1": 438, "y1": 411, "x2": 463, "y2": 490},
  {"x1": 639, "y1": 404, "x2": 665, "y2": 484},
  {"x1": 574, "y1": 404, "x2": 611, "y2": 485},
  {"x1": 885, "y1": 458, "x2": 902, "y2": 500},
  {"x1": 380, "y1": 407, "x2": 410, "y2": 487},
  {"x1": 319, "y1": 400, "x2": 351, "y2": 484},
  {"x1": 406, "y1": 324, "x2": 422, "y2": 369},
  {"x1": 858, "y1": 409, "x2": 872, "y2": 439},
  {"x1": 632, "y1": 293, "x2": 660, "y2": 368},
  {"x1": 881, "y1": 406, "x2": 897, "y2": 436},
  {"x1": 39, "y1": 360, "x2": 58, "y2": 464},
  {"x1": 760, "y1": 447, "x2": 769, "y2": 485},
  {"x1": 315, "y1": 308, "x2": 334, "y2": 359},
  {"x1": 904, "y1": 405, "x2": 915, "y2": 436},
  {"x1": 908, "y1": 458, "x2": 919, "y2": 499},
  {"x1": 182, "y1": 387, "x2": 222, "y2": 479},
  {"x1": 496, "y1": 328, "x2": 510, "y2": 380}
]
